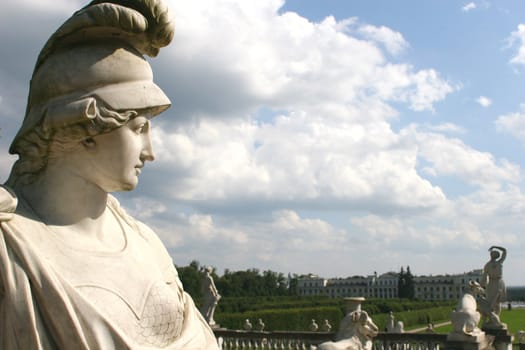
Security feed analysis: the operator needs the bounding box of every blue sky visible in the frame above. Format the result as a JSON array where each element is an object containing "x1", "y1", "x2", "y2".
[{"x1": 2, "y1": 0, "x2": 525, "y2": 286}]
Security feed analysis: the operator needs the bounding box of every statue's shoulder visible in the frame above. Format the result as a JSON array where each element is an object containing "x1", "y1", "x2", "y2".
[
  {"x1": 106, "y1": 195, "x2": 159, "y2": 241},
  {"x1": 107, "y1": 195, "x2": 177, "y2": 275},
  {"x1": 0, "y1": 185, "x2": 18, "y2": 222}
]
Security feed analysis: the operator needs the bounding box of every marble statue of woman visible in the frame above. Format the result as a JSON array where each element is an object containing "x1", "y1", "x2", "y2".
[
  {"x1": 480, "y1": 245, "x2": 507, "y2": 328},
  {"x1": 0, "y1": 1, "x2": 218, "y2": 349},
  {"x1": 200, "y1": 266, "x2": 221, "y2": 327}
]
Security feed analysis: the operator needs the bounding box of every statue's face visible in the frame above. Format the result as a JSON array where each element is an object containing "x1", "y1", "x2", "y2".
[{"x1": 79, "y1": 115, "x2": 154, "y2": 192}]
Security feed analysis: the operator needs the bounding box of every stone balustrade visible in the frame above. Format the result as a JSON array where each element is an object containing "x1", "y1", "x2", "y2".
[
  {"x1": 213, "y1": 329, "x2": 448, "y2": 350},
  {"x1": 214, "y1": 329, "x2": 332, "y2": 349},
  {"x1": 374, "y1": 333, "x2": 447, "y2": 350}
]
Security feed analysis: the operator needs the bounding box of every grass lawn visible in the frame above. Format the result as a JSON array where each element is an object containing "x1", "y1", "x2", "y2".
[{"x1": 432, "y1": 308, "x2": 525, "y2": 336}]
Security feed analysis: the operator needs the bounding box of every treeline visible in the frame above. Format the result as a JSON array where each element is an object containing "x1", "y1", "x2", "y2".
[{"x1": 177, "y1": 260, "x2": 295, "y2": 302}]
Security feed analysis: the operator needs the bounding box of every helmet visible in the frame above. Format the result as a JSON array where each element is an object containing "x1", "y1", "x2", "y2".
[{"x1": 9, "y1": 0, "x2": 174, "y2": 154}]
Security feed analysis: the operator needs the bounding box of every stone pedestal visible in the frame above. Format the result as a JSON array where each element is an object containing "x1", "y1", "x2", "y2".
[
  {"x1": 446, "y1": 333, "x2": 494, "y2": 350},
  {"x1": 343, "y1": 297, "x2": 365, "y2": 313},
  {"x1": 482, "y1": 328, "x2": 513, "y2": 350}
]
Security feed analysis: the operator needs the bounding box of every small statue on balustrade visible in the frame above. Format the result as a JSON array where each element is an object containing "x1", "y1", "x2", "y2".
[{"x1": 322, "y1": 319, "x2": 333, "y2": 332}]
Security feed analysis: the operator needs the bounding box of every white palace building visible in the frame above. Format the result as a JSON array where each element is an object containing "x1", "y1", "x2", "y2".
[{"x1": 296, "y1": 269, "x2": 483, "y2": 301}]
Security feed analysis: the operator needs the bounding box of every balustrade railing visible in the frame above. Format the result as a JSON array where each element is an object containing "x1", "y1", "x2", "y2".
[
  {"x1": 374, "y1": 333, "x2": 447, "y2": 350},
  {"x1": 213, "y1": 329, "x2": 448, "y2": 350},
  {"x1": 214, "y1": 329, "x2": 332, "y2": 349}
]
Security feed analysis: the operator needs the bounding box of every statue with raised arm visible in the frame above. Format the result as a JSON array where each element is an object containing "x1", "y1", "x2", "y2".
[
  {"x1": 480, "y1": 246, "x2": 507, "y2": 329},
  {"x1": 0, "y1": 1, "x2": 219, "y2": 349},
  {"x1": 200, "y1": 266, "x2": 221, "y2": 327}
]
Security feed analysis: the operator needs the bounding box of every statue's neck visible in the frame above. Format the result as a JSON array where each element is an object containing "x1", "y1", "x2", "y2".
[{"x1": 16, "y1": 165, "x2": 108, "y2": 227}]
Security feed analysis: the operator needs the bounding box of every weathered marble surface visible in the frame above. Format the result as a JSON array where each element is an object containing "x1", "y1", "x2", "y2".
[
  {"x1": 449, "y1": 281, "x2": 484, "y2": 338},
  {"x1": 317, "y1": 297, "x2": 379, "y2": 350},
  {"x1": 0, "y1": 0, "x2": 218, "y2": 349}
]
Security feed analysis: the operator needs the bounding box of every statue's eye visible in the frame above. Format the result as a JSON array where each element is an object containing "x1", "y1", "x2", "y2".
[
  {"x1": 135, "y1": 125, "x2": 145, "y2": 134},
  {"x1": 134, "y1": 122, "x2": 149, "y2": 134}
]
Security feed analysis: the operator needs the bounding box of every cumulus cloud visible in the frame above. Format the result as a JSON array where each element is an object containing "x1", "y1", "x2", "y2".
[
  {"x1": 476, "y1": 96, "x2": 492, "y2": 107},
  {"x1": 136, "y1": 0, "x2": 458, "y2": 216},
  {"x1": 507, "y1": 24, "x2": 525, "y2": 65},
  {"x1": 419, "y1": 123, "x2": 466, "y2": 134},
  {"x1": 357, "y1": 24, "x2": 409, "y2": 55},
  {"x1": 151, "y1": 115, "x2": 448, "y2": 214},
  {"x1": 155, "y1": 0, "x2": 454, "y2": 122},
  {"x1": 403, "y1": 125, "x2": 520, "y2": 189},
  {"x1": 495, "y1": 109, "x2": 525, "y2": 143},
  {"x1": 462, "y1": 2, "x2": 477, "y2": 12}
]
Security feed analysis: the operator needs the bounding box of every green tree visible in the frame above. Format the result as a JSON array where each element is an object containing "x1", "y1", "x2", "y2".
[
  {"x1": 177, "y1": 260, "x2": 203, "y2": 300},
  {"x1": 398, "y1": 265, "x2": 415, "y2": 299}
]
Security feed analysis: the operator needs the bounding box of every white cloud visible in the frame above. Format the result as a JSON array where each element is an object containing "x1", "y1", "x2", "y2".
[
  {"x1": 420, "y1": 123, "x2": 466, "y2": 134},
  {"x1": 507, "y1": 24, "x2": 525, "y2": 65},
  {"x1": 476, "y1": 96, "x2": 492, "y2": 107},
  {"x1": 139, "y1": 1, "x2": 459, "y2": 215},
  {"x1": 495, "y1": 110, "x2": 525, "y2": 143},
  {"x1": 462, "y1": 2, "x2": 477, "y2": 12},
  {"x1": 357, "y1": 24, "x2": 409, "y2": 55},
  {"x1": 151, "y1": 115, "x2": 448, "y2": 212},
  {"x1": 403, "y1": 125, "x2": 520, "y2": 189},
  {"x1": 159, "y1": 0, "x2": 454, "y2": 121},
  {"x1": 123, "y1": 197, "x2": 167, "y2": 221}
]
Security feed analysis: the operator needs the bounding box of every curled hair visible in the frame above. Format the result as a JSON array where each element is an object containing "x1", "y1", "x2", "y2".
[{"x1": 6, "y1": 103, "x2": 137, "y2": 187}]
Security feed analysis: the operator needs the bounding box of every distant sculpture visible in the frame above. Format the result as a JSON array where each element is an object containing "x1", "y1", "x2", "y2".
[
  {"x1": 0, "y1": 0, "x2": 218, "y2": 348},
  {"x1": 243, "y1": 319, "x2": 253, "y2": 331},
  {"x1": 200, "y1": 266, "x2": 221, "y2": 327},
  {"x1": 256, "y1": 318, "x2": 265, "y2": 331},
  {"x1": 310, "y1": 319, "x2": 319, "y2": 332},
  {"x1": 317, "y1": 298, "x2": 378, "y2": 350},
  {"x1": 393, "y1": 321, "x2": 404, "y2": 334},
  {"x1": 386, "y1": 311, "x2": 395, "y2": 333},
  {"x1": 322, "y1": 319, "x2": 333, "y2": 332},
  {"x1": 480, "y1": 246, "x2": 507, "y2": 329},
  {"x1": 450, "y1": 281, "x2": 483, "y2": 337},
  {"x1": 425, "y1": 323, "x2": 435, "y2": 333}
]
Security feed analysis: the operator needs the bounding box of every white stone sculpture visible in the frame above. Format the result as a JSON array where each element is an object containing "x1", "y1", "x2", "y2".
[
  {"x1": 256, "y1": 318, "x2": 265, "y2": 331},
  {"x1": 386, "y1": 311, "x2": 395, "y2": 333},
  {"x1": 200, "y1": 266, "x2": 221, "y2": 327},
  {"x1": 243, "y1": 319, "x2": 253, "y2": 331},
  {"x1": 310, "y1": 319, "x2": 319, "y2": 332},
  {"x1": 393, "y1": 321, "x2": 404, "y2": 334},
  {"x1": 322, "y1": 319, "x2": 333, "y2": 332},
  {"x1": 317, "y1": 298, "x2": 379, "y2": 350},
  {"x1": 0, "y1": 0, "x2": 218, "y2": 349},
  {"x1": 480, "y1": 246, "x2": 507, "y2": 329},
  {"x1": 449, "y1": 281, "x2": 484, "y2": 340},
  {"x1": 425, "y1": 323, "x2": 435, "y2": 333}
]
